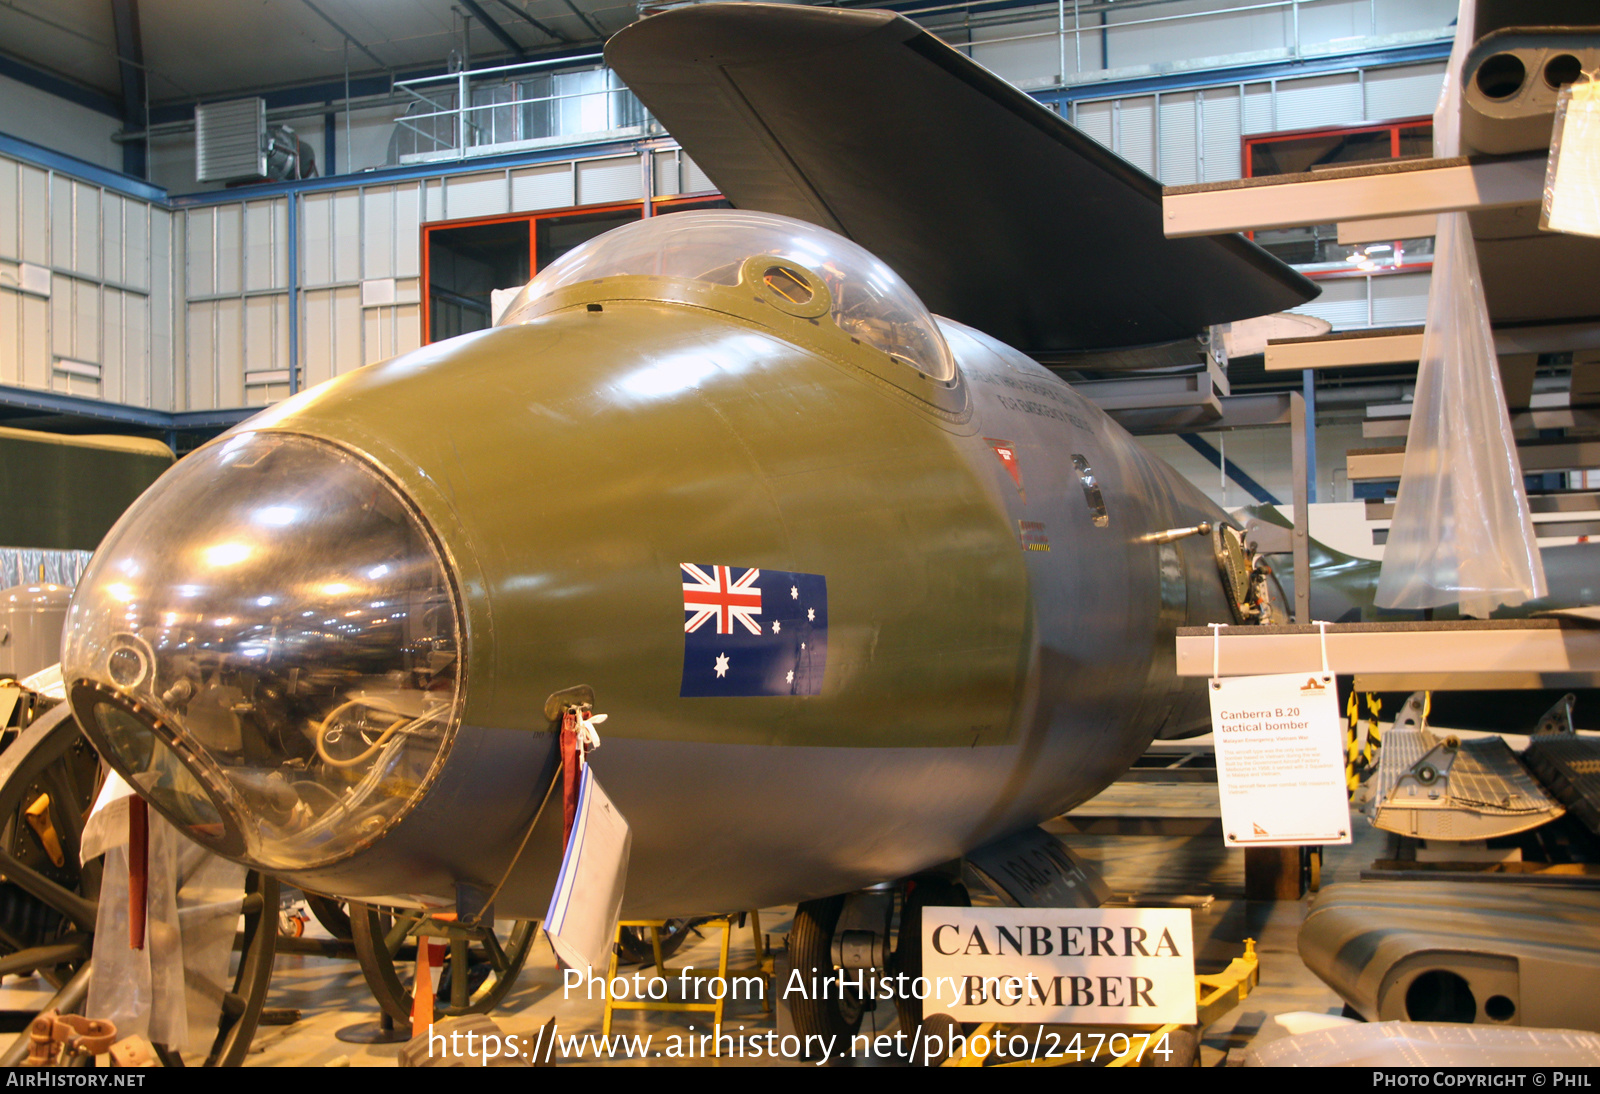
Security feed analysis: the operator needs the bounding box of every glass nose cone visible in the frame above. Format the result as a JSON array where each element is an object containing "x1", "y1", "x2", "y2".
[{"x1": 63, "y1": 431, "x2": 464, "y2": 871}]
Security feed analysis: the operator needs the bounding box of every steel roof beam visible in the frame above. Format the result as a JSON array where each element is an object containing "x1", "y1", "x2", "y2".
[{"x1": 458, "y1": 0, "x2": 528, "y2": 60}]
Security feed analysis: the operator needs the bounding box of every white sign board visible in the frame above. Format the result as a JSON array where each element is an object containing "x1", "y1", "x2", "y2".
[
  {"x1": 1209, "y1": 672, "x2": 1351, "y2": 847},
  {"x1": 922, "y1": 907, "x2": 1196, "y2": 1025},
  {"x1": 543, "y1": 764, "x2": 631, "y2": 975}
]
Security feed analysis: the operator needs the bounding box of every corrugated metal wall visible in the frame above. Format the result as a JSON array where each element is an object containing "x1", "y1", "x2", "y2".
[
  {"x1": 1071, "y1": 61, "x2": 1447, "y2": 183},
  {"x1": 0, "y1": 152, "x2": 173, "y2": 409}
]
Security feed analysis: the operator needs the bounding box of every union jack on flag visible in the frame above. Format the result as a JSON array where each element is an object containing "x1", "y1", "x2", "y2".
[
  {"x1": 679, "y1": 563, "x2": 828, "y2": 697},
  {"x1": 682, "y1": 564, "x2": 763, "y2": 635}
]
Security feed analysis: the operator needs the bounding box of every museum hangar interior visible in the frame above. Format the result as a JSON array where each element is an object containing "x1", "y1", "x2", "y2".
[{"x1": 0, "y1": 0, "x2": 1598, "y2": 1069}]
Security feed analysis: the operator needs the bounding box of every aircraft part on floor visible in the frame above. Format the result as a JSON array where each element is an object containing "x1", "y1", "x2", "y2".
[{"x1": 1300, "y1": 880, "x2": 1600, "y2": 1032}]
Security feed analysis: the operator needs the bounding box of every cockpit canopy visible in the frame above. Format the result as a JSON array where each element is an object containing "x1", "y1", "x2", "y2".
[{"x1": 498, "y1": 209, "x2": 956, "y2": 382}]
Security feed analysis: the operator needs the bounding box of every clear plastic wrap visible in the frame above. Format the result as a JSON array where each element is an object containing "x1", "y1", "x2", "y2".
[
  {"x1": 86, "y1": 811, "x2": 244, "y2": 1053},
  {"x1": 1543, "y1": 76, "x2": 1600, "y2": 238},
  {"x1": 1374, "y1": 0, "x2": 1546, "y2": 618}
]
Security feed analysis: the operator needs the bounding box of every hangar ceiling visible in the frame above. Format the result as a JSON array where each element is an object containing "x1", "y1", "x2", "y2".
[{"x1": 0, "y1": 0, "x2": 651, "y2": 106}]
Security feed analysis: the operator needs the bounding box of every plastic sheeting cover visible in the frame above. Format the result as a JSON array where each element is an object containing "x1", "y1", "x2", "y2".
[
  {"x1": 1246, "y1": 1021, "x2": 1600, "y2": 1067},
  {"x1": 1374, "y1": 0, "x2": 1546, "y2": 618}
]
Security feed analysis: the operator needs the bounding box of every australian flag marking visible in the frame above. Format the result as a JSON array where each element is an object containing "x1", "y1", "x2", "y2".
[{"x1": 680, "y1": 564, "x2": 827, "y2": 697}]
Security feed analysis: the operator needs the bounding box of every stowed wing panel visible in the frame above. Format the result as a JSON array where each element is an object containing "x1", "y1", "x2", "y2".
[{"x1": 606, "y1": 3, "x2": 1318, "y2": 357}]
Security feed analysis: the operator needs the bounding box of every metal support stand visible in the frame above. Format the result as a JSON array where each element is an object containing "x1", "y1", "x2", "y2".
[
  {"x1": 1290, "y1": 388, "x2": 1311, "y2": 623},
  {"x1": 335, "y1": 1010, "x2": 410, "y2": 1045}
]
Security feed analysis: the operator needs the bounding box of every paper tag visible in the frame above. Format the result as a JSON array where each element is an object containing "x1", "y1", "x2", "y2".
[
  {"x1": 921, "y1": 907, "x2": 1196, "y2": 1025},
  {"x1": 1544, "y1": 79, "x2": 1600, "y2": 238},
  {"x1": 543, "y1": 764, "x2": 631, "y2": 975},
  {"x1": 1209, "y1": 672, "x2": 1351, "y2": 847}
]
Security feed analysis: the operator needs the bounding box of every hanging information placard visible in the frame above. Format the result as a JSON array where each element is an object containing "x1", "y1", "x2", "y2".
[{"x1": 1209, "y1": 670, "x2": 1351, "y2": 847}]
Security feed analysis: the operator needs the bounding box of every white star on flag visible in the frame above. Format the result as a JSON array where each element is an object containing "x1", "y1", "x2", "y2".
[
  {"x1": 714, "y1": 653, "x2": 730, "y2": 678},
  {"x1": 790, "y1": 586, "x2": 798, "y2": 599},
  {"x1": 773, "y1": 621, "x2": 781, "y2": 633},
  {"x1": 786, "y1": 670, "x2": 794, "y2": 683},
  {"x1": 807, "y1": 608, "x2": 815, "y2": 621}
]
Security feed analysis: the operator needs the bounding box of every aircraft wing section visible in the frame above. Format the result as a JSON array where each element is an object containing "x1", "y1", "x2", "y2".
[{"x1": 606, "y1": 3, "x2": 1318, "y2": 358}]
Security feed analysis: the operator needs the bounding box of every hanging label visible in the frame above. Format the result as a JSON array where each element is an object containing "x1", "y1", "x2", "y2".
[
  {"x1": 544, "y1": 764, "x2": 632, "y2": 974},
  {"x1": 1209, "y1": 672, "x2": 1351, "y2": 847}
]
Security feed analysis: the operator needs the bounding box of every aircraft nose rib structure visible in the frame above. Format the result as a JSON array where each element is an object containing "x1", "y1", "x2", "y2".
[{"x1": 63, "y1": 431, "x2": 466, "y2": 872}]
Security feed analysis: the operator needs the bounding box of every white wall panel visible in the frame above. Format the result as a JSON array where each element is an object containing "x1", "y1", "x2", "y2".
[
  {"x1": 577, "y1": 157, "x2": 641, "y2": 206},
  {"x1": 215, "y1": 203, "x2": 243, "y2": 295},
  {"x1": 425, "y1": 178, "x2": 445, "y2": 222},
  {"x1": 512, "y1": 163, "x2": 575, "y2": 211},
  {"x1": 1275, "y1": 73, "x2": 1362, "y2": 132},
  {"x1": 682, "y1": 155, "x2": 714, "y2": 196},
  {"x1": 1243, "y1": 82, "x2": 1274, "y2": 135},
  {"x1": 332, "y1": 190, "x2": 361, "y2": 285},
  {"x1": 150, "y1": 209, "x2": 172, "y2": 410},
  {"x1": 0, "y1": 287, "x2": 15, "y2": 383},
  {"x1": 1158, "y1": 92, "x2": 1198, "y2": 185},
  {"x1": 126, "y1": 202, "x2": 149, "y2": 292},
  {"x1": 334, "y1": 286, "x2": 361, "y2": 376},
  {"x1": 653, "y1": 152, "x2": 680, "y2": 198},
  {"x1": 1106, "y1": 0, "x2": 1286, "y2": 72},
  {"x1": 446, "y1": 172, "x2": 510, "y2": 220},
  {"x1": 103, "y1": 194, "x2": 124, "y2": 285},
  {"x1": 1117, "y1": 97, "x2": 1156, "y2": 175},
  {"x1": 1371, "y1": 270, "x2": 1430, "y2": 326},
  {"x1": 1293, "y1": 276, "x2": 1367, "y2": 330},
  {"x1": 101, "y1": 289, "x2": 123, "y2": 404},
  {"x1": 396, "y1": 302, "x2": 421, "y2": 356},
  {"x1": 49, "y1": 275, "x2": 71, "y2": 360},
  {"x1": 363, "y1": 187, "x2": 395, "y2": 279},
  {"x1": 303, "y1": 288, "x2": 334, "y2": 389},
  {"x1": 1201, "y1": 86, "x2": 1242, "y2": 181},
  {"x1": 1074, "y1": 100, "x2": 1112, "y2": 149},
  {"x1": 187, "y1": 301, "x2": 215, "y2": 410},
  {"x1": 245, "y1": 200, "x2": 278, "y2": 291},
  {"x1": 244, "y1": 295, "x2": 284, "y2": 376},
  {"x1": 51, "y1": 175, "x2": 71, "y2": 271},
  {"x1": 73, "y1": 182, "x2": 100, "y2": 280},
  {"x1": 72, "y1": 280, "x2": 100, "y2": 364},
  {"x1": 0, "y1": 160, "x2": 16, "y2": 260},
  {"x1": 124, "y1": 293, "x2": 149, "y2": 407},
  {"x1": 971, "y1": 19, "x2": 1060, "y2": 85},
  {"x1": 1375, "y1": 0, "x2": 1457, "y2": 37},
  {"x1": 394, "y1": 184, "x2": 421, "y2": 277},
  {"x1": 1364, "y1": 63, "x2": 1446, "y2": 122},
  {"x1": 19, "y1": 166, "x2": 48, "y2": 264},
  {"x1": 215, "y1": 297, "x2": 244, "y2": 407},
  {"x1": 20, "y1": 293, "x2": 47, "y2": 389},
  {"x1": 186, "y1": 208, "x2": 214, "y2": 296},
  {"x1": 302, "y1": 193, "x2": 334, "y2": 286}
]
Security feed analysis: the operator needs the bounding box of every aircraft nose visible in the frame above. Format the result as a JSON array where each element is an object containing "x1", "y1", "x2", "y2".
[{"x1": 63, "y1": 430, "x2": 465, "y2": 871}]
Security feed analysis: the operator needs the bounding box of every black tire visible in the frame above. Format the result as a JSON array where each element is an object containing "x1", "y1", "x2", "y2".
[
  {"x1": 615, "y1": 919, "x2": 694, "y2": 967},
  {"x1": 787, "y1": 896, "x2": 864, "y2": 1048},
  {"x1": 893, "y1": 876, "x2": 969, "y2": 1036},
  {"x1": 301, "y1": 892, "x2": 352, "y2": 941},
  {"x1": 349, "y1": 903, "x2": 537, "y2": 1025},
  {"x1": 1146, "y1": 1026, "x2": 1199, "y2": 1067}
]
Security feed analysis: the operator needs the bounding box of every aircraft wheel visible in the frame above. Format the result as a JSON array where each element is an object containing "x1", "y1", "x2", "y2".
[
  {"x1": 301, "y1": 892, "x2": 352, "y2": 940},
  {"x1": 892, "y1": 877, "x2": 969, "y2": 1038},
  {"x1": 0, "y1": 703, "x2": 102, "y2": 989},
  {"x1": 615, "y1": 919, "x2": 694, "y2": 967},
  {"x1": 148, "y1": 868, "x2": 279, "y2": 1067},
  {"x1": 349, "y1": 903, "x2": 537, "y2": 1025},
  {"x1": 787, "y1": 896, "x2": 864, "y2": 1047}
]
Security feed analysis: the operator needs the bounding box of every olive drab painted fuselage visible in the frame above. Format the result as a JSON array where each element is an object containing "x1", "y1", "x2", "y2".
[{"x1": 64, "y1": 250, "x2": 1237, "y2": 919}]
